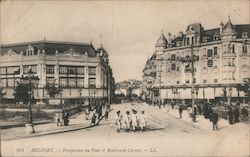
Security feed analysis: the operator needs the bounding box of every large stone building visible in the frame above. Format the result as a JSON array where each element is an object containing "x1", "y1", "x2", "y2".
[
  {"x1": 0, "y1": 40, "x2": 115, "y2": 105},
  {"x1": 142, "y1": 18, "x2": 250, "y2": 104}
]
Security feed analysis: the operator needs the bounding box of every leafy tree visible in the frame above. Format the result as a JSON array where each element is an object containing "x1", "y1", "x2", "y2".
[
  {"x1": 45, "y1": 79, "x2": 62, "y2": 98},
  {"x1": 13, "y1": 82, "x2": 30, "y2": 104},
  {"x1": 236, "y1": 79, "x2": 250, "y2": 102}
]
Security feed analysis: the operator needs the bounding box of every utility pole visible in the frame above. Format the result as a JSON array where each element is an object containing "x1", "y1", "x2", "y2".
[
  {"x1": 179, "y1": 44, "x2": 199, "y2": 122},
  {"x1": 190, "y1": 45, "x2": 195, "y2": 121}
]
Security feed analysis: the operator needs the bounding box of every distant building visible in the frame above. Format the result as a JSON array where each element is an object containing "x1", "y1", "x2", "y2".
[
  {"x1": 0, "y1": 40, "x2": 115, "y2": 105},
  {"x1": 143, "y1": 18, "x2": 250, "y2": 104}
]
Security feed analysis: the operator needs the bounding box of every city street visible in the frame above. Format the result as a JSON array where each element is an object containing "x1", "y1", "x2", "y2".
[{"x1": 2, "y1": 103, "x2": 249, "y2": 157}]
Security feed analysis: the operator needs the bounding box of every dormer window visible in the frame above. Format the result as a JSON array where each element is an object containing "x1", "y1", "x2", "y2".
[
  {"x1": 26, "y1": 45, "x2": 34, "y2": 56},
  {"x1": 213, "y1": 35, "x2": 220, "y2": 41},
  {"x1": 202, "y1": 37, "x2": 209, "y2": 42},
  {"x1": 242, "y1": 32, "x2": 248, "y2": 38}
]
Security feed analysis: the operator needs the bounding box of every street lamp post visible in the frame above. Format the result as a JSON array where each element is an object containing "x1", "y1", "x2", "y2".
[
  {"x1": 178, "y1": 45, "x2": 199, "y2": 122},
  {"x1": 228, "y1": 87, "x2": 232, "y2": 106},
  {"x1": 20, "y1": 69, "x2": 39, "y2": 134}
]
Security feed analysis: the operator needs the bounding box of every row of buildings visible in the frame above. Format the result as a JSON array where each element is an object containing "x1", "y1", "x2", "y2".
[
  {"x1": 0, "y1": 40, "x2": 115, "y2": 106},
  {"x1": 142, "y1": 18, "x2": 250, "y2": 105}
]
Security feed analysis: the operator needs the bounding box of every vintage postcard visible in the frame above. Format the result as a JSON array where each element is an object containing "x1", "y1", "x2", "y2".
[{"x1": 0, "y1": 0, "x2": 249, "y2": 156}]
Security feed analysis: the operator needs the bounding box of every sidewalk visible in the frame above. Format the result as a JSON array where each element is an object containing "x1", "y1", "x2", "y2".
[
  {"x1": 1, "y1": 109, "x2": 110, "y2": 141},
  {"x1": 142, "y1": 103, "x2": 230, "y2": 132}
]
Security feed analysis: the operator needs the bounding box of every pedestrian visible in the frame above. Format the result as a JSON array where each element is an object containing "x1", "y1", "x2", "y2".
[
  {"x1": 178, "y1": 105, "x2": 183, "y2": 118},
  {"x1": 187, "y1": 105, "x2": 192, "y2": 118},
  {"x1": 171, "y1": 102, "x2": 174, "y2": 110},
  {"x1": 115, "y1": 111, "x2": 123, "y2": 132},
  {"x1": 63, "y1": 111, "x2": 69, "y2": 126},
  {"x1": 131, "y1": 109, "x2": 138, "y2": 131},
  {"x1": 193, "y1": 105, "x2": 198, "y2": 121},
  {"x1": 124, "y1": 111, "x2": 132, "y2": 132},
  {"x1": 227, "y1": 107, "x2": 234, "y2": 125},
  {"x1": 211, "y1": 110, "x2": 219, "y2": 131},
  {"x1": 139, "y1": 111, "x2": 147, "y2": 131},
  {"x1": 97, "y1": 105, "x2": 102, "y2": 120},
  {"x1": 55, "y1": 112, "x2": 62, "y2": 126},
  {"x1": 90, "y1": 112, "x2": 97, "y2": 126},
  {"x1": 104, "y1": 107, "x2": 109, "y2": 120},
  {"x1": 241, "y1": 106, "x2": 248, "y2": 120},
  {"x1": 233, "y1": 107, "x2": 240, "y2": 123},
  {"x1": 85, "y1": 107, "x2": 90, "y2": 120}
]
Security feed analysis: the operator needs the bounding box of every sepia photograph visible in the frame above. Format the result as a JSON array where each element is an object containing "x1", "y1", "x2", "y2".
[{"x1": 0, "y1": 0, "x2": 249, "y2": 156}]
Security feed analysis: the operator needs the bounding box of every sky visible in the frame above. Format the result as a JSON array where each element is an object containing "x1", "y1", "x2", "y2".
[{"x1": 1, "y1": 0, "x2": 249, "y2": 82}]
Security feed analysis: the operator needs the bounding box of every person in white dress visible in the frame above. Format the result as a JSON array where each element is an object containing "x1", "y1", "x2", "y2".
[
  {"x1": 115, "y1": 111, "x2": 123, "y2": 132},
  {"x1": 131, "y1": 109, "x2": 138, "y2": 131},
  {"x1": 139, "y1": 111, "x2": 147, "y2": 131},
  {"x1": 124, "y1": 111, "x2": 132, "y2": 132}
]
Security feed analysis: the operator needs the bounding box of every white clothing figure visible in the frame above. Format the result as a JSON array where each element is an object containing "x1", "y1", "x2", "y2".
[
  {"x1": 124, "y1": 111, "x2": 132, "y2": 131},
  {"x1": 131, "y1": 110, "x2": 138, "y2": 131},
  {"x1": 139, "y1": 111, "x2": 147, "y2": 130},
  {"x1": 115, "y1": 111, "x2": 123, "y2": 132}
]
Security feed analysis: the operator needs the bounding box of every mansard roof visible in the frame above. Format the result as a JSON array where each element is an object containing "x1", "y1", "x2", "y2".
[
  {"x1": 0, "y1": 40, "x2": 96, "y2": 56},
  {"x1": 167, "y1": 24, "x2": 250, "y2": 47}
]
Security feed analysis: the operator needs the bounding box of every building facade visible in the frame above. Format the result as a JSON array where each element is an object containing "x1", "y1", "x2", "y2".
[
  {"x1": 0, "y1": 40, "x2": 115, "y2": 105},
  {"x1": 143, "y1": 18, "x2": 250, "y2": 104}
]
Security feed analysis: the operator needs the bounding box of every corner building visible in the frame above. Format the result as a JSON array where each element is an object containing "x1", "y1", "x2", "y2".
[
  {"x1": 0, "y1": 40, "x2": 115, "y2": 105},
  {"x1": 143, "y1": 18, "x2": 250, "y2": 104}
]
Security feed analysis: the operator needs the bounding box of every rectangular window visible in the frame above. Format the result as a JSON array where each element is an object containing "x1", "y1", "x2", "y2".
[
  {"x1": 1, "y1": 79, "x2": 7, "y2": 87},
  {"x1": 223, "y1": 58, "x2": 227, "y2": 66},
  {"x1": 31, "y1": 65, "x2": 37, "y2": 74},
  {"x1": 232, "y1": 45, "x2": 235, "y2": 53},
  {"x1": 243, "y1": 45, "x2": 247, "y2": 53},
  {"x1": 202, "y1": 48, "x2": 206, "y2": 56},
  {"x1": 171, "y1": 54, "x2": 176, "y2": 61},
  {"x1": 7, "y1": 66, "x2": 19, "y2": 74},
  {"x1": 207, "y1": 60, "x2": 213, "y2": 67},
  {"x1": 59, "y1": 66, "x2": 68, "y2": 74},
  {"x1": 68, "y1": 78, "x2": 76, "y2": 87},
  {"x1": 46, "y1": 65, "x2": 54, "y2": 74},
  {"x1": 203, "y1": 79, "x2": 207, "y2": 83},
  {"x1": 46, "y1": 77, "x2": 54, "y2": 84},
  {"x1": 0, "y1": 68, "x2": 7, "y2": 75},
  {"x1": 7, "y1": 78, "x2": 14, "y2": 87},
  {"x1": 191, "y1": 37, "x2": 194, "y2": 45},
  {"x1": 207, "y1": 49, "x2": 213, "y2": 57},
  {"x1": 214, "y1": 79, "x2": 218, "y2": 83},
  {"x1": 77, "y1": 67, "x2": 84, "y2": 75},
  {"x1": 186, "y1": 37, "x2": 190, "y2": 45},
  {"x1": 89, "y1": 67, "x2": 96, "y2": 76},
  {"x1": 171, "y1": 63, "x2": 176, "y2": 70},
  {"x1": 59, "y1": 77, "x2": 67, "y2": 87},
  {"x1": 68, "y1": 67, "x2": 77, "y2": 74},
  {"x1": 232, "y1": 58, "x2": 235, "y2": 66},
  {"x1": 77, "y1": 78, "x2": 84, "y2": 87},
  {"x1": 23, "y1": 66, "x2": 30, "y2": 74},
  {"x1": 228, "y1": 58, "x2": 232, "y2": 66},
  {"x1": 214, "y1": 47, "x2": 217, "y2": 55},
  {"x1": 89, "y1": 78, "x2": 96, "y2": 88}
]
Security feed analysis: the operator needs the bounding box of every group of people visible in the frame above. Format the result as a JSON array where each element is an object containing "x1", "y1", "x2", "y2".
[
  {"x1": 86, "y1": 101, "x2": 111, "y2": 126},
  {"x1": 55, "y1": 110, "x2": 69, "y2": 126},
  {"x1": 115, "y1": 109, "x2": 147, "y2": 133},
  {"x1": 227, "y1": 106, "x2": 248, "y2": 125}
]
